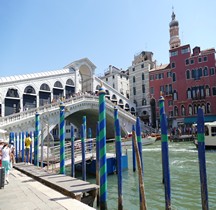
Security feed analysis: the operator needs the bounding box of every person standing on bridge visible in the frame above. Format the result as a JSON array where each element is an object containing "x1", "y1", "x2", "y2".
[{"x1": 25, "y1": 134, "x2": 32, "y2": 165}]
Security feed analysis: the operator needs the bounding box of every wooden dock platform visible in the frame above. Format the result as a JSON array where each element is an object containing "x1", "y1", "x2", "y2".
[{"x1": 14, "y1": 163, "x2": 99, "y2": 207}]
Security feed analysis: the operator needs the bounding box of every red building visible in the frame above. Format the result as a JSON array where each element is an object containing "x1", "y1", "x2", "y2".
[{"x1": 149, "y1": 11, "x2": 216, "y2": 128}]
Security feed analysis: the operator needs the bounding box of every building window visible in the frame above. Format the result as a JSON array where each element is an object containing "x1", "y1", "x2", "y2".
[
  {"x1": 150, "y1": 87, "x2": 154, "y2": 94},
  {"x1": 212, "y1": 87, "x2": 216, "y2": 96},
  {"x1": 171, "y1": 62, "x2": 175, "y2": 68},
  {"x1": 203, "y1": 56, "x2": 208, "y2": 62},
  {"x1": 133, "y1": 87, "x2": 136, "y2": 95},
  {"x1": 181, "y1": 105, "x2": 186, "y2": 116},
  {"x1": 168, "y1": 100, "x2": 173, "y2": 106},
  {"x1": 170, "y1": 51, "x2": 178, "y2": 57},
  {"x1": 172, "y1": 72, "x2": 176, "y2": 82},
  {"x1": 142, "y1": 73, "x2": 145, "y2": 80},
  {"x1": 169, "y1": 84, "x2": 172, "y2": 94},
  {"x1": 181, "y1": 48, "x2": 190, "y2": 54},
  {"x1": 141, "y1": 64, "x2": 144, "y2": 68},
  {"x1": 132, "y1": 67, "x2": 135, "y2": 71},
  {"x1": 205, "y1": 85, "x2": 210, "y2": 96},
  {"x1": 198, "y1": 57, "x2": 202, "y2": 63},
  {"x1": 194, "y1": 104, "x2": 197, "y2": 114},
  {"x1": 173, "y1": 90, "x2": 178, "y2": 100},
  {"x1": 106, "y1": 78, "x2": 108, "y2": 81},
  {"x1": 186, "y1": 70, "x2": 190, "y2": 79},
  {"x1": 203, "y1": 66, "x2": 208, "y2": 76},
  {"x1": 150, "y1": 75, "x2": 154, "y2": 80},
  {"x1": 167, "y1": 72, "x2": 172, "y2": 78},
  {"x1": 174, "y1": 106, "x2": 178, "y2": 116},
  {"x1": 190, "y1": 59, "x2": 194, "y2": 65},
  {"x1": 142, "y1": 85, "x2": 145, "y2": 93},
  {"x1": 207, "y1": 103, "x2": 211, "y2": 113},
  {"x1": 210, "y1": 67, "x2": 215, "y2": 75},
  {"x1": 160, "y1": 86, "x2": 164, "y2": 93},
  {"x1": 187, "y1": 88, "x2": 191, "y2": 99},
  {"x1": 142, "y1": 99, "x2": 147, "y2": 106},
  {"x1": 188, "y1": 105, "x2": 193, "y2": 115},
  {"x1": 185, "y1": 59, "x2": 189, "y2": 65},
  {"x1": 113, "y1": 75, "x2": 115, "y2": 79},
  {"x1": 133, "y1": 76, "x2": 136, "y2": 83},
  {"x1": 113, "y1": 83, "x2": 115, "y2": 89}
]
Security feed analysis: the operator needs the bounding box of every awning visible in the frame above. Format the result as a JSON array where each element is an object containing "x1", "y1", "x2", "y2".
[{"x1": 184, "y1": 115, "x2": 216, "y2": 124}]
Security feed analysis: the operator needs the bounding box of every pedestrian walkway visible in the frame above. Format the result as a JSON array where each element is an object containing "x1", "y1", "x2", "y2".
[{"x1": 0, "y1": 168, "x2": 95, "y2": 210}]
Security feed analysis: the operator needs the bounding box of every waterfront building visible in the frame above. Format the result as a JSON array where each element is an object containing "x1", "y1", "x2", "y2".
[
  {"x1": 99, "y1": 65, "x2": 130, "y2": 100},
  {"x1": 149, "y1": 11, "x2": 216, "y2": 128},
  {"x1": 128, "y1": 51, "x2": 155, "y2": 125}
]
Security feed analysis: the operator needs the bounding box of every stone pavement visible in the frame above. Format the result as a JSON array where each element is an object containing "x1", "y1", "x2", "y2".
[{"x1": 0, "y1": 168, "x2": 95, "y2": 210}]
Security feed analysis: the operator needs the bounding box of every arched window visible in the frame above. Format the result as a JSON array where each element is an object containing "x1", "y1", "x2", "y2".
[
  {"x1": 111, "y1": 94, "x2": 117, "y2": 101},
  {"x1": 54, "y1": 81, "x2": 63, "y2": 88},
  {"x1": 174, "y1": 106, "x2": 178, "y2": 116},
  {"x1": 203, "y1": 66, "x2": 208, "y2": 76},
  {"x1": 207, "y1": 103, "x2": 211, "y2": 113},
  {"x1": 142, "y1": 73, "x2": 145, "y2": 80},
  {"x1": 194, "y1": 104, "x2": 197, "y2": 114},
  {"x1": 142, "y1": 98, "x2": 147, "y2": 106},
  {"x1": 119, "y1": 99, "x2": 123, "y2": 104},
  {"x1": 172, "y1": 72, "x2": 176, "y2": 82},
  {"x1": 202, "y1": 104, "x2": 206, "y2": 114},
  {"x1": 187, "y1": 88, "x2": 191, "y2": 99},
  {"x1": 66, "y1": 79, "x2": 74, "y2": 86},
  {"x1": 24, "y1": 86, "x2": 36, "y2": 94},
  {"x1": 181, "y1": 105, "x2": 186, "y2": 116},
  {"x1": 6, "y1": 88, "x2": 19, "y2": 98},
  {"x1": 188, "y1": 105, "x2": 193, "y2": 115},
  {"x1": 40, "y1": 83, "x2": 50, "y2": 91},
  {"x1": 125, "y1": 103, "x2": 130, "y2": 110},
  {"x1": 205, "y1": 85, "x2": 210, "y2": 97},
  {"x1": 173, "y1": 90, "x2": 178, "y2": 100},
  {"x1": 105, "y1": 90, "x2": 110, "y2": 96},
  {"x1": 186, "y1": 70, "x2": 190, "y2": 79},
  {"x1": 96, "y1": 85, "x2": 100, "y2": 90}
]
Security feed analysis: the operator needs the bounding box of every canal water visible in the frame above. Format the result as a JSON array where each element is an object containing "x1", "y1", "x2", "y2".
[{"x1": 67, "y1": 141, "x2": 216, "y2": 210}]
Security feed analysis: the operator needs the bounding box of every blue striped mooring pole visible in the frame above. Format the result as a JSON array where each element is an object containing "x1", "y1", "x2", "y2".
[
  {"x1": 81, "y1": 124, "x2": 86, "y2": 181},
  {"x1": 159, "y1": 93, "x2": 171, "y2": 210},
  {"x1": 197, "y1": 107, "x2": 209, "y2": 210},
  {"x1": 99, "y1": 86, "x2": 107, "y2": 210},
  {"x1": 115, "y1": 118, "x2": 123, "y2": 210},
  {"x1": 59, "y1": 102, "x2": 65, "y2": 174},
  {"x1": 34, "y1": 112, "x2": 40, "y2": 166},
  {"x1": 71, "y1": 125, "x2": 75, "y2": 177},
  {"x1": 132, "y1": 125, "x2": 136, "y2": 172}
]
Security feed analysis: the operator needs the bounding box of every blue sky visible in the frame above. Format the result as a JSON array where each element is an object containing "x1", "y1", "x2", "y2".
[{"x1": 0, "y1": 0, "x2": 216, "y2": 77}]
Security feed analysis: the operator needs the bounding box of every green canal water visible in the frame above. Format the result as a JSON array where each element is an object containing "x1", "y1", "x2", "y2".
[{"x1": 68, "y1": 141, "x2": 216, "y2": 210}]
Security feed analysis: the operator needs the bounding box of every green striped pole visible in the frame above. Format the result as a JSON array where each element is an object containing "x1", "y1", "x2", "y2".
[
  {"x1": 159, "y1": 92, "x2": 171, "y2": 210},
  {"x1": 115, "y1": 118, "x2": 123, "y2": 210},
  {"x1": 59, "y1": 102, "x2": 65, "y2": 174},
  {"x1": 34, "y1": 112, "x2": 40, "y2": 166},
  {"x1": 197, "y1": 108, "x2": 208, "y2": 210},
  {"x1": 71, "y1": 125, "x2": 75, "y2": 177},
  {"x1": 99, "y1": 86, "x2": 107, "y2": 210},
  {"x1": 96, "y1": 122, "x2": 100, "y2": 207}
]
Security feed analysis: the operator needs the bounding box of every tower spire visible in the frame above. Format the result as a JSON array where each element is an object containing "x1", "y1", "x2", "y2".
[{"x1": 169, "y1": 9, "x2": 181, "y2": 49}]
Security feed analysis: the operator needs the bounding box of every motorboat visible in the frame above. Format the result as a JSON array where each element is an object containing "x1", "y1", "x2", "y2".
[
  {"x1": 122, "y1": 133, "x2": 156, "y2": 146},
  {"x1": 194, "y1": 121, "x2": 216, "y2": 149}
]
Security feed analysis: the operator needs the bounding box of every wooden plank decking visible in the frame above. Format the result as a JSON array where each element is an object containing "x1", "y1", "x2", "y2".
[{"x1": 14, "y1": 163, "x2": 99, "y2": 207}]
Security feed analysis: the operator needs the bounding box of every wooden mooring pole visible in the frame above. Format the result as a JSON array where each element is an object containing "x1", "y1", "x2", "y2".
[{"x1": 132, "y1": 130, "x2": 147, "y2": 210}]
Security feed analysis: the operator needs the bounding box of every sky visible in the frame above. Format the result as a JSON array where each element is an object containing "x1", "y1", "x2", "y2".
[{"x1": 0, "y1": 0, "x2": 216, "y2": 77}]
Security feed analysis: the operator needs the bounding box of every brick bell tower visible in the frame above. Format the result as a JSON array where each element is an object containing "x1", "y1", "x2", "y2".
[{"x1": 169, "y1": 10, "x2": 181, "y2": 49}]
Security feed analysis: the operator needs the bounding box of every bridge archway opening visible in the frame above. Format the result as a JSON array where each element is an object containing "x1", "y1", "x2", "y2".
[
  {"x1": 79, "y1": 65, "x2": 92, "y2": 93},
  {"x1": 53, "y1": 81, "x2": 63, "y2": 102},
  {"x1": 39, "y1": 83, "x2": 51, "y2": 106},
  {"x1": 65, "y1": 79, "x2": 75, "y2": 99},
  {"x1": 5, "y1": 88, "x2": 20, "y2": 116},
  {"x1": 23, "y1": 85, "x2": 37, "y2": 111}
]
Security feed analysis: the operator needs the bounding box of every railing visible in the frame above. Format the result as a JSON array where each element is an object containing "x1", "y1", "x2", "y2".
[
  {"x1": 0, "y1": 93, "x2": 136, "y2": 127},
  {"x1": 48, "y1": 138, "x2": 96, "y2": 164}
]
